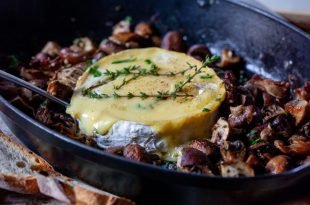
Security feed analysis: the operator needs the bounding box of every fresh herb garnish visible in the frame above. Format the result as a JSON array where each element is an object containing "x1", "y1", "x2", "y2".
[
  {"x1": 7, "y1": 55, "x2": 19, "y2": 70},
  {"x1": 125, "y1": 16, "x2": 132, "y2": 22},
  {"x1": 89, "y1": 65, "x2": 102, "y2": 77},
  {"x1": 83, "y1": 60, "x2": 93, "y2": 72},
  {"x1": 82, "y1": 55, "x2": 219, "y2": 103},
  {"x1": 215, "y1": 97, "x2": 222, "y2": 101},
  {"x1": 111, "y1": 58, "x2": 136, "y2": 64},
  {"x1": 202, "y1": 108, "x2": 211, "y2": 112},
  {"x1": 249, "y1": 137, "x2": 261, "y2": 145},
  {"x1": 249, "y1": 130, "x2": 257, "y2": 135},
  {"x1": 200, "y1": 73, "x2": 213, "y2": 79}
]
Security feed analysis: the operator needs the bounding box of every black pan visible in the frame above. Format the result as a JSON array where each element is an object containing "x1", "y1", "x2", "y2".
[{"x1": 0, "y1": 0, "x2": 309, "y2": 204}]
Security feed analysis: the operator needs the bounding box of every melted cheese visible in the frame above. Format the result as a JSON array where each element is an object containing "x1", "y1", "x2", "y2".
[{"x1": 67, "y1": 48, "x2": 225, "y2": 149}]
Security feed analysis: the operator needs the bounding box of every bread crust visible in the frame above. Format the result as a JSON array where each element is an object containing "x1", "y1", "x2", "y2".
[{"x1": 0, "y1": 131, "x2": 134, "y2": 205}]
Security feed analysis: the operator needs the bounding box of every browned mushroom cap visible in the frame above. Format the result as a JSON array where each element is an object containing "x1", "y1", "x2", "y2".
[
  {"x1": 294, "y1": 82, "x2": 310, "y2": 101},
  {"x1": 274, "y1": 135, "x2": 310, "y2": 156},
  {"x1": 246, "y1": 154, "x2": 262, "y2": 169},
  {"x1": 29, "y1": 53, "x2": 62, "y2": 72},
  {"x1": 284, "y1": 99, "x2": 309, "y2": 126},
  {"x1": 211, "y1": 117, "x2": 230, "y2": 144},
  {"x1": 35, "y1": 105, "x2": 80, "y2": 140},
  {"x1": 220, "y1": 161, "x2": 255, "y2": 177},
  {"x1": 220, "y1": 140, "x2": 246, "y2": 163},
  {"x1": 134, "y1": 22, "x2": 154, "y2": 38},
  {"x1": 60, "y1": 37, "x2": 96, "y2": 65},
  {"x1": 188, "y1": 139, "x2": 218, "y2": 156},
  {"x1": 41, "y1": 41, "x2": 61, "y2": 57},
  {"x1": 99, "y1": 39, "x2": 125, "y2": 54},
  {"x1": 218, "y1": 48, "x2": 241, "y2": 69},
  {"x1": 161, "y1": 31, "x2": 186, "y2": 52},
  {"x1": 270, "y1": 115, "x2": 292, "y2": 138},
  {"x1": 112, "y1": 20, "x2": 131, "y2": 35},
  {"x1": 263, "y1": 104, "x2": 287, "y2": 122},
  {"x1": 187, "y1": 44, "x2": 211, "y2": 61},
  {"x1": 109, "y1": 32, "x2": 143, "y2": 47},
  {"x1": 177, "y1": 148, "x2": 214, "y2": 175},
  {"x1": 20, "y1": 67, "x2": 50, "y2": 82},
  {"x1": 72, "y1": 37, "x2": 96, "y2": 55},
  {"x1": 47, "y1": 80, "x2": 73, "y2": 101},
  {"x1": 222, "y1": 71, "x2": 237, "y2": 105},
  {"x1": 53, "y1": 62, "x2": 85, "y2": 89},
  {"x1": 177, "y1": 147, "x2": 209, "y2": 167},
  {"x1": 123, "y1": 144, "x2": 152, "y2": 163},
  {"x1": 260, "y1": 124, "x2": 274, "y2": 141},
  {"x1": 228, "y1": 105, "x2": 256, "y2": 128},
  {"x1": 265, "y1": 155, "x2": 291, "y2": 174},
  {"x1": 300, "y1": 122, "x2": 310, "y2": 138},
  {"x1": 248, "y1": 74, "x2": 290, "y2": 99}
]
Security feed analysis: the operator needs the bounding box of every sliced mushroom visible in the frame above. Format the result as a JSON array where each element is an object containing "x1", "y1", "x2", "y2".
[
  {"x1": 123, "y1": 144, "x2": 152, "y2": 163},
  {"x1": 41, "y1": 41, "x2": 61, "y2": 56},
  {"x1": 47, "y1": 80, "x2": 73, "y2": 101},
  {"x1": 187, "y1": 44, "x2": 211, "y2": 61},
  {"x1": 220, "y1": 161, "x2": 254, "y2": 177},
  {"x1": 222, "y1": 71, "x2": 237, "y2": 105},
  {"x1": 284, "y1": 99, "x2": 309, "y2": 126},
  {"x1": 219, "y1": 48, "x2": 241, "y2": 69},
  {"x1": 270, "y1": 115, "x2": 292, "y2": 138},
  {"x1": 20, "y1": 67, "x2": 50, "y2": 82},
  {"x1": 188, "y1": 139, "x2": 218, "y2": 156},
  {"x1": 220, "y1": 140, "x2": 246, "y2": 163},
  {"x1": 112, "y1": 20, "x2": 131, "y2": 35},
  {"x1": 265, "y1": 155, "x2": 291, "y2": 174},
  {"x1": 218, "y1": 48, "x2": 241, "y2": 69},
  {"x1": 161, "y1": 31, "x2": 186, "y2": 52},
  {"x1": 109, "y1": 32, "x2": 143, "y2": 48},
  {"x1": 248, "y1": 74, "x2": 290, "y2": 99},
  {"x1": 274, "y1": 135, "x2": 310, "y2": 156},
  {"x1": 177, "y1": 148, "x2": 213, "y2": 175},
  {"x1": 260, "y1": 124, "x2": 274, "y2": 141},
  {"x1": 211, "y1": 117, "x2": 230, "y2": 144},
  {"x1": 99, "y1": 39, "x2": 125, "y2": 54},
  {"x1": 294, "y1": 82, "x2": 310, "y2": 101},
  {"x1": 263, "y1": 105, "x2": 287, "y2": 122},
  {"x1": 134, "y1": 22, "x2": 154, "y2": 38},
  {"x1": 54, "y1": 62, "x2": 85, "y2": 88},
  {"x1": 300, "y1": 122, "x2": 310, "y2": 138},
  {"x1": 228, "y1": 105, "x2": 257, "y2": 128},
  {"x1": 60, "y1": 37, "x2": 96, "y2": 64}
]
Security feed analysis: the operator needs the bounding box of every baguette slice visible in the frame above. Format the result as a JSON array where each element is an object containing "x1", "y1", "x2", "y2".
[{"x1": 0, "y1": 131, "x2": 134, "y2": 205}]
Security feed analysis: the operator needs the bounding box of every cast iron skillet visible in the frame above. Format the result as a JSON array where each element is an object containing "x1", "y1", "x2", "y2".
[{"x1": 0, "y1": 0, "x2": 309, "y2": 204}]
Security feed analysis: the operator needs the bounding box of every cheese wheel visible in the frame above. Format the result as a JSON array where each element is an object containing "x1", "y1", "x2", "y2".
[{"x1": 67, "y1": 48, "x2": 225, "y2": 149}]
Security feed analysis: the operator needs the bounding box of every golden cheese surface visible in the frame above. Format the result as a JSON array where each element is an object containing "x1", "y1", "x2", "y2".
[{"x1": 67, "y1": 48, "x2": 225, "y2": 147}]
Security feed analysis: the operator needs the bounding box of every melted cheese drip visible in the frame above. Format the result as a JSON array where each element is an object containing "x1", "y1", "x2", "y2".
[{"x1": 67, "y1": 48, "x2": 225, "y2": 148}]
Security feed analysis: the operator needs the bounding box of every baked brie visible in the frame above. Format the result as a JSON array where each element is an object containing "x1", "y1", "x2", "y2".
[{"x1": 67, "y1": 48, "x2": 225, "y2": 155}]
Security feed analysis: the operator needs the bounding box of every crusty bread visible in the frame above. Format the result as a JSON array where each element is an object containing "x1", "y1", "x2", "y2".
[
  {"x1": 0, "y1": 131, "x2": 134, "y2": 205},
  {"x1": 0, "y1": 131, "x2": 55, "y2": 194}
]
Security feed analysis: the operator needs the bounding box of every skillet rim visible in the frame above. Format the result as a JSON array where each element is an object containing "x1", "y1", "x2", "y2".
[{"x1": 0, "y1": 0, "x2": 309, "y2": 187}]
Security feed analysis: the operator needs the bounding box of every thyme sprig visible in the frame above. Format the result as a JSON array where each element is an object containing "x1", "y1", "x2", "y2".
[
  {"x1": 169, "y1": 55, "x2": 220, "y2": 98},
  {"x1": 82, "y1": 89, "x2": 193, "y2": 100},
  {"x1": 82, "y1": 55, "x2": 219, "y2": 103}
]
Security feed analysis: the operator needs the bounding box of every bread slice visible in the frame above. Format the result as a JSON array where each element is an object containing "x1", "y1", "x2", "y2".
[
  {"x1": 0, "y1": 131, "x2": 55, "y2": 194},
  {"x1": 0, "y1": 131, "x2": 134, "y2": 205}
]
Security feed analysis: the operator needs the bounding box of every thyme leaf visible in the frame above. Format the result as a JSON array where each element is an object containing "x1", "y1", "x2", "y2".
[
  {"x1": 89, "y1": 65, "x2": 101, "y2": 77},
  {"x1": 111, "y1": 58, "x2": 136, "y2": 64}
]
